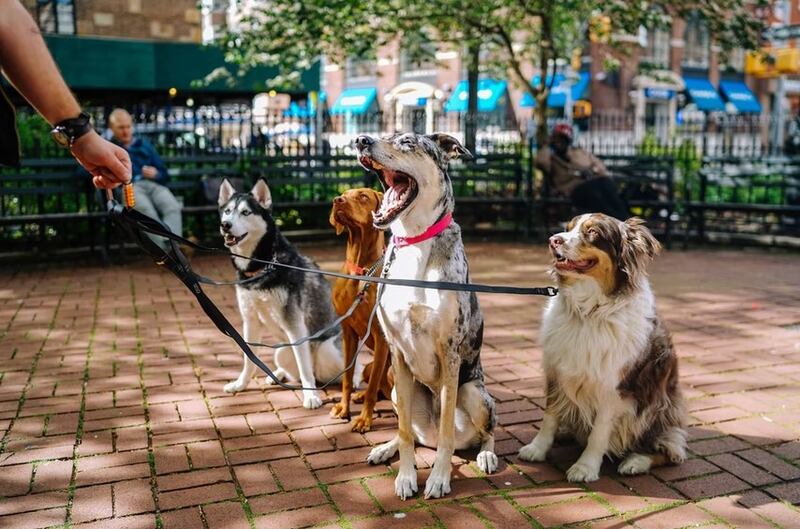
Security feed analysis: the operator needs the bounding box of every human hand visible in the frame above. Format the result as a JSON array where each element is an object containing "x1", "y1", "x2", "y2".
[
  {"x1": 141, "y1": 165, "x2": 158, "y2": 179},
  {"x1": 70, "y1": 130, "x2": 132, "y2": 189}
]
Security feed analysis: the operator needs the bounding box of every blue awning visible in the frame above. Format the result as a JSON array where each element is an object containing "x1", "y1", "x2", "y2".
[
  {"x1": 719, "y1": 80, "x2": 761, "y2": 113},
  {"x1": 444, "y1": 78, "x2": 507, "y2": 112},
  {"x1": 520, "y1": 72, "x2": 590, "y2": 108},
  {"x1": 683, "y1": 77, "x2": 726, "y2": 112},
  {"x1": 330, "y1": 87, "x2": 377, "y2": 115}
]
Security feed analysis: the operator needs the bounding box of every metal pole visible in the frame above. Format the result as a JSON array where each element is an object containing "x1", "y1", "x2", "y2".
[{"x1": 773, "y1": 75, "x2": 786, "y2": 154}]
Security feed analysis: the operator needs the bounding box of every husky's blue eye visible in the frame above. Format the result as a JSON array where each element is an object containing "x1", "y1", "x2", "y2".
[
  {"x1": 241, "y1": 210, "x2": 251, "y2": 216},
  {"x1": 224, "y1": 208, "x2": 231, "y2": 215}
]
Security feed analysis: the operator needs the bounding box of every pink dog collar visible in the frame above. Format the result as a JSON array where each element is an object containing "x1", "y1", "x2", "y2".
[{"x1": 391, "y1": 212, "x2": 453, "y2": 248}]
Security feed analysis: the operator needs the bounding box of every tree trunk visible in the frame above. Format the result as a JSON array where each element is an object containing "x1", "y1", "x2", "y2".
[
  {"x1": 465, "y1": 41, "x2": 480, "y2": 155},
  {"x1": 535, "y1": 14, "x2": 554, "y2": 149}
]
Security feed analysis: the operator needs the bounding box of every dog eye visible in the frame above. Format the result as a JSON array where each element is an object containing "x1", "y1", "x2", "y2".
[
  {"x1": 241, "y1": 210, "x2": 251, "y2": 216},
  {"x1": 223, "y1": 208, "x2": 231, "y2": 215},
  {"x1": 359, "y1": 194, "x2": 368, "y2": 201},
  {"x1": 587, "y1": 228, "x2": 598, "y2": 237}
]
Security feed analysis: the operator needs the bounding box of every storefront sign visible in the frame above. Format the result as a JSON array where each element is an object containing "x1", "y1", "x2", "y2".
[{"x1": 645, "y1": 88, "x2": 675, "y2": 100}]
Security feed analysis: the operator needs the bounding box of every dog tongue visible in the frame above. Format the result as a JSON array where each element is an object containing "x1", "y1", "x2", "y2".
[{"x1": 383, "y1": 168, "x2": 396, "y2": 187}]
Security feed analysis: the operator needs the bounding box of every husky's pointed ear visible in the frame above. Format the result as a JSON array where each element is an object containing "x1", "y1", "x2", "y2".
[
  {"x1": 218, "y1": 178, "x2": 236, "y2": 206},
  {"x1": 427, "y1": 133, "x2": 473, "y2": 160},
  {"x1": 251, "y1": 179, "x2": 273, "y2": 210}
]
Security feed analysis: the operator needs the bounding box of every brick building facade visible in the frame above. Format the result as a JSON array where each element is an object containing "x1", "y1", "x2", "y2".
[{"x1": 23, "y1": 0, "x2": 203, "y2": 42}]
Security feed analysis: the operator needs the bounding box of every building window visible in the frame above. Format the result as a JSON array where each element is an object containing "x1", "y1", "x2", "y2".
[
  {"x1": 682, "y1": 11, "x2": 709, "y2": 69},
  {"x1": 722, "y1": 47, "x2": 745, "y2": 72},
  {"x1": 400, "y1": 41, "x2": 438, "y2": 79},
  {"x1": 37, "y1": 0, "x2": 76, "y2": 35},
  {"x1": 345, "y1": 57, "x2": 377, "y2": 84},
  {"x1": 642, "y1": 25, "x2": 670, "y2": 68}
]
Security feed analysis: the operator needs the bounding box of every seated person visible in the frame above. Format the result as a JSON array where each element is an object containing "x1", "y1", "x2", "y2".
[
  {"x1": 536, "y1": 123, "x2": 628, "y2": 220},
  {"x1": 108, "y1": 108, "x2": 182, "y2": 248}
]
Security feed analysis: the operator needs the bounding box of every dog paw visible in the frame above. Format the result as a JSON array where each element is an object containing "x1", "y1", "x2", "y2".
[
  {"x1": 223, "y1": 380, "x2": 248, "y2": 393},
  {"x1": 264, "y1": 369, "x2": 287, "y2": 386},
  {"x1": 367, "y1": 440, "x2": 398, "y2": 465},
  {"x1": 350, "y1": 412, "x2": 373, "y2": 433},
  {"x1": 330, "y1": 402, "x2": 350, "y2": 420},
  {"x1": 566, "y1": 461, "x2": 600, "y2": 483},
  {"x1": 518, "y1": 440, "x2": 549, "y2": 462},
  {"x1": 395, "y1": 471, "x2": 418, "y2": 500},
  {"x1": 423, "y1": 468, "x2": 451, "y2": 499},
  {"x1": 303, "y1": 391, "x2": 323, "y2": 410},
  {"x1": 352, "y1": 390, "x2": 367, "y2": 404},
  {"x1": 618, "y1": 454, "x2": 652, "y2": 475},
  {"x1": 476, "y1": 451, "x2": 499, "y2": 474}
]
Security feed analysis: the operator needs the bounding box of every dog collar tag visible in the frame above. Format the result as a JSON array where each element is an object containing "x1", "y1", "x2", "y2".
[
  {"x1": 391, "y1": 212, "x2": 453, "y2": 248},
  {"x1": 346, "y1": 261, "x2": 366, "y2": 275}
]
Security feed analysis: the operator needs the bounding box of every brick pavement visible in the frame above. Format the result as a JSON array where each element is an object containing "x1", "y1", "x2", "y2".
[{"x1": 0, "y1": 243, "x2": 798, "y2": 529}]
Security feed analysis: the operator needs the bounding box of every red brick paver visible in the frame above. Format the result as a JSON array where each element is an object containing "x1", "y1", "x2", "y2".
[{"x1": 1, "y1": 243, "x2": 799, "y2": 528}]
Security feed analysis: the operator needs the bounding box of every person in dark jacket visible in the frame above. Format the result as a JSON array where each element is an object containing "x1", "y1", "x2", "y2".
[
  {"x1": 108, "y1": 108, "x2": 182, "y2": 247},
  {"x1": 536, "y1": 123, "x2": 629, "y2": 220}
]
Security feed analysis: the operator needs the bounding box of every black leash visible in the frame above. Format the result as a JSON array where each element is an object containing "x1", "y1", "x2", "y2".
[
  {"x1": 108, "y1": 199, "x2": 379, "y2": 391},
  {"x1": 117, "y1": 203, "x2": 559, "y2": 298},
  {"x1": 106, "y1": 196, "x2": 558, "y2": 391}
]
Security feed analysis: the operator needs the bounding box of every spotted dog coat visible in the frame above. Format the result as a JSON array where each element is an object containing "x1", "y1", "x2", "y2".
[
  {"x1": 518, "y1": 213, "x2": 686, "y2": 482},
  {"x1": 355, "y1": 133, "x2": 498, "y2": 500},
  {"x1": 218, "y1": 179, "x2": 346, "y2": 409}
]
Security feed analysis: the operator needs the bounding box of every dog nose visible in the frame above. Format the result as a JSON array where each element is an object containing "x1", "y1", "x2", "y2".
[
  {"x1": 334, "y1": 196, "x2": 345, "y2": 204},
  {"x1": 549, "y1": 235, "x2": 564, "y2": 248},
  {"x1": 221, "y1": 221, "x2": 232, "y2": 232},
  {"x1": 355, "y1": 135, "x2": 374, "y2": 149}
]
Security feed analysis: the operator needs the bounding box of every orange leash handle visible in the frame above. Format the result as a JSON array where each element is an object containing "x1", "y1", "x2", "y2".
[{"x1": 123, "y1": 182, "x2": 135, "y2": 208}]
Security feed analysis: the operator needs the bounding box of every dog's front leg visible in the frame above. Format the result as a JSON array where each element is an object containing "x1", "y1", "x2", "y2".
[
  {"x1": 424, "y1": 365, "x2": 458, "y2": 499},
  {"x1": 566, "y1": 405, "x2": 617, "y2": 482},
  {"x1": 286, "y1": 323, "x2": 323, "y2": 409},
  {"x1": 393, "y1": 355, "x2": 418, "y2": 500},
  {"x1": 331, "y1": 325, "x2": 358, "y2": 420},
  {"x1": 519, "y1": 411, "x2": 559, "y2": 462},
  {"x1": 224, "y1": 311, "x2": 259, "y2": 393}
]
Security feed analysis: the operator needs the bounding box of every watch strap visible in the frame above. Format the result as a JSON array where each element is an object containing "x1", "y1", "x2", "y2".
[{"x1": 53, "y1": 112, "x2": 92, "y2": 147}]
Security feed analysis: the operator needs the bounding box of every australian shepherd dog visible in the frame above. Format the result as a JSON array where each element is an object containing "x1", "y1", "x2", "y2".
[{"x1": 518, "y1": 213, "x2": 686, "y2": 482}]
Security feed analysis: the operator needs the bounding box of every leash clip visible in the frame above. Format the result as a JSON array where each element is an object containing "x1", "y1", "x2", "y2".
[{"x1": 546, "y1": 286, "x2": 559, "y2": 297}]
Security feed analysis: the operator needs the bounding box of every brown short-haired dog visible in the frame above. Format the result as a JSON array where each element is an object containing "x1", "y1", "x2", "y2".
[{"x1": 329, "y1": 188, "x2": 392, "y2": 432}]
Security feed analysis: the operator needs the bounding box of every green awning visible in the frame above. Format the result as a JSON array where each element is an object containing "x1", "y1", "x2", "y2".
[{"x1": 43, "y1": 35, "x2": 319, "y2": 95}]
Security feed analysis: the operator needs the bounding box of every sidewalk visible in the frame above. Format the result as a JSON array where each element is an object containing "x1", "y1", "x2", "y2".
[{"x1": 1, "y1": 243, "x2": 798, "y2": 529}]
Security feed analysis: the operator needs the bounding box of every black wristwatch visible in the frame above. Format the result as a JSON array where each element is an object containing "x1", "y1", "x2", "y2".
[{"x1": 50, "y1": 112, "x2": 92, "y2": 148}]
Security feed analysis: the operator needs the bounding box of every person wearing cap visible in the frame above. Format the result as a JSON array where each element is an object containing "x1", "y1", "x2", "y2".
[{"x1": 535, "y1": 123, "x2": 628, "y2": 220}]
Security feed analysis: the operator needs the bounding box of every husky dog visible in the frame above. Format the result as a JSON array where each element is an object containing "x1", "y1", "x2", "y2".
[
  {"x1": 218, "y1": 179, "x2": 346, "y2": 409},
  {"x1": 355, "y1": 133, "x2": 498, "y2": 500},
  {"x1": 518, "y1": 214, "x2": 686, "y2": 482}
]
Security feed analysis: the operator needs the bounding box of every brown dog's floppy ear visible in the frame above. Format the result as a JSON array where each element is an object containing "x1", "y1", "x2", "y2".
[
  {"x1": 329, "y1": 202, "x2": 345, "y2": 236},
  {"x1": 372, "y1": 190, "x2": 383, "y2": 211},
  {"x1": 426, "y1": 133, "x2": 473, "y2": 160},
  {"x1": 619, "y1": 217, "x2": 661, "y2": 292}
]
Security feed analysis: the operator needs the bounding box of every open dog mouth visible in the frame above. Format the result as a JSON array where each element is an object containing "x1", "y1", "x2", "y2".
[
  {"x1": 553, "y1": 252, "x2": 597, "y2": 273},
  {"x1": 360, "y1": 156, "x2": 418, "y2": 227},
  {"x1": 223, "y1": 232, "x2": 247, "y2": 247}
]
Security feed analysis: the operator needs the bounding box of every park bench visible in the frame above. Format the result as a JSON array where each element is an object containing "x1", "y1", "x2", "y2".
[
  {"x1": 0, "y1": 157, "x2": 109, "y2": 259},
  {"x1": 683, "y1": 155, "x2": 800, "y2": 247},
  {"x1": 537, "y1": 153, "x2": 676, "y2": 246}
]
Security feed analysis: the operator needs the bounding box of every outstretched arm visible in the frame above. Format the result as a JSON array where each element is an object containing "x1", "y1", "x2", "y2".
[{"x1": 0, "y1": 0, "x2": 130, "y2": 188}]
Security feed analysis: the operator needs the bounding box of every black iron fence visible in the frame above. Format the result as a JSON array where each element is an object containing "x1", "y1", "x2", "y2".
[{"x1": 5, "y1": 106, "x2": 799, "y2": 258}]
